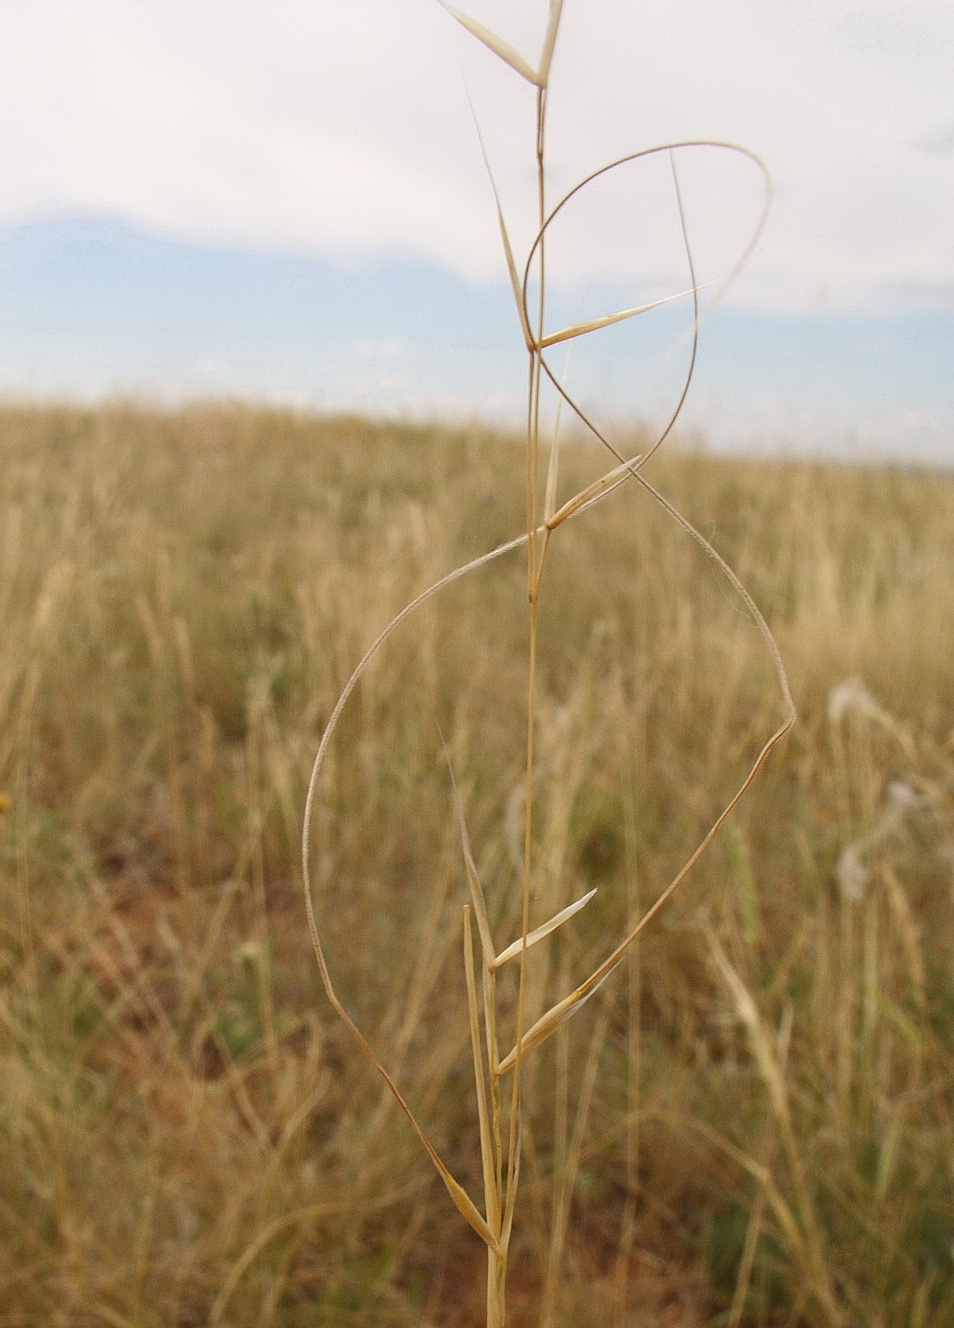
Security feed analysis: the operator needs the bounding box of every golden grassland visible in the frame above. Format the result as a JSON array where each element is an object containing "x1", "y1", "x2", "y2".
[{"x1": 1, "y1": 401, "x2": 952, "y2": 1327}]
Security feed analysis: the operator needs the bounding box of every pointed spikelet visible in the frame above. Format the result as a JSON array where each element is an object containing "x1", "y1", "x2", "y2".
[
  {"x1": 496, "y1": 958, "x2": 624, "y2": 1075},
  {"x1": 539, "y1": 286, "x2": 703, "y2": 350},
  {"x1": 538, "y1": 0, "x2": 565, "y2": 86},
  {"x1": 436, "y1": 2, "x2": 542, "y2": 85},
  {"x1": 493, "y1": 889, "x2": 596, "y2": 969}
]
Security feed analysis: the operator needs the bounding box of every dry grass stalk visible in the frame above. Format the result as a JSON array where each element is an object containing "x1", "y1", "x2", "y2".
[{"x1": 302, "y1": 3, "x2": 794, "y2": 1325}]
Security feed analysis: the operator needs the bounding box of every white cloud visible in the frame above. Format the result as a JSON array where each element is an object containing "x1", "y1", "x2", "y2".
[
  {"x1": 353, "y1": 338, "x2": 408, "y2": 360},
  {"x1": 0, "y1": 0, "x2": 951, "y2": 315}
]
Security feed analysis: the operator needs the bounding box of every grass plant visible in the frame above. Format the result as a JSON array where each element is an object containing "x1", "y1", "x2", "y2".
[{"x1": 303, "y1": 4, "x2": 789, "y2": 1325}]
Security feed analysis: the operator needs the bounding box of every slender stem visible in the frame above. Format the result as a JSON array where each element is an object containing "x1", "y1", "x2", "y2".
[{"x1": 504, "y1": 75, "x2": 551, "y2": 1300}]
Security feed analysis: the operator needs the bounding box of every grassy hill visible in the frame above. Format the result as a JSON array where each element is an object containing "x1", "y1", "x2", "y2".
[{"x1": 1, "y1": 402, "x2": 952, "y2": 1326}]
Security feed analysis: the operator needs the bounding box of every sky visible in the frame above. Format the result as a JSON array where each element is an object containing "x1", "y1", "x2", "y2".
[{"x1": 0, "y1": 0, "x2": 951, "y2": 461}]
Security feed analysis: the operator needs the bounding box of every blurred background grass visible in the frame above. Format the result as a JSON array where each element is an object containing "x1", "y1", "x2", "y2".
[{"x1": 0, "y1": 402, "x2": 952, "y2": 1326}]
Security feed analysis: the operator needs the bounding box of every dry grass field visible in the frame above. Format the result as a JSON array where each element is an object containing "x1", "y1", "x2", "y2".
[{"x1": 1, "y1": 402, "x2": 952, "y2": 1326}]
